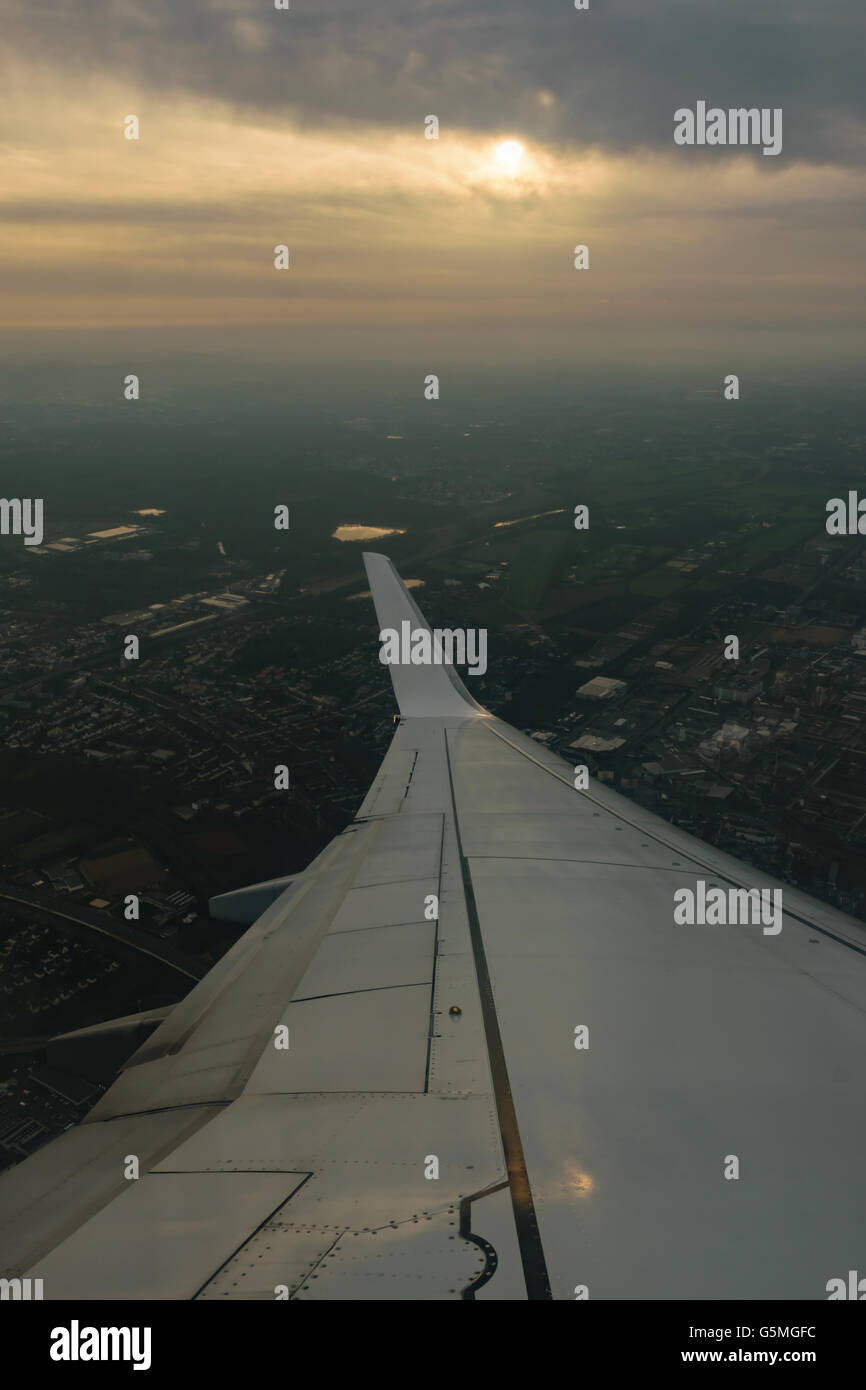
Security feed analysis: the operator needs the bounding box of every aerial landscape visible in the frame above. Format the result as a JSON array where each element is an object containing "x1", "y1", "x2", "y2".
[
  {"x1": 2, "y1": 360, "x2": 864, "y2": 1170},
  {"x1": 0, "y1": 0, "x2": 864, "y2": 1334}
]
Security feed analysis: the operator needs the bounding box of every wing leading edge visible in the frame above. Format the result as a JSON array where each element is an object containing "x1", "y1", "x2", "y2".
[{"x1": 0, "y1": 554, "x2": 864, "y2": 1299}]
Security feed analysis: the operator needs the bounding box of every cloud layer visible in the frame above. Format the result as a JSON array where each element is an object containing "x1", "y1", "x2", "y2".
[
  {"x1": 1, "y1": 1, "x2": 864, "y2": 356},
  {"x1": 5, "y1": 0, "x2": 865, "y2": 163}
]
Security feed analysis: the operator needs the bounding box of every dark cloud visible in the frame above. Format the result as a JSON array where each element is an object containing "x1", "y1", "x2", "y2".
[{"x1": 6, "y1": 0, "x2": 865, "y2": 163}]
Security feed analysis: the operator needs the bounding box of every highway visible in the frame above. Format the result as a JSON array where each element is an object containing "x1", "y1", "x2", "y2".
[{"x1": 0, "y1": 884, "x2": 204, "y2": 984}]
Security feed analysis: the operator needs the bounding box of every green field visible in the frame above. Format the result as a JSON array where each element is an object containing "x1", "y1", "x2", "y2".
[
  {"x1": 14, "y1": 825, "x2": 89, "y2": 863},
  {"x1": 502, "y1": 533, "x2": 573, "y2": 613},
  {"x1": 0, "y1": 810, "x2": 48, "y2": 849},
  {"x1": 630, "y1": 566, "x2": 690, "y2": 598}
]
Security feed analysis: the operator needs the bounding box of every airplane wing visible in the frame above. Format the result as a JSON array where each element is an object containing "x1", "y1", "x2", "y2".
[{"x1": 1, "y1": 553, "x2": 864, "y2": 1300}]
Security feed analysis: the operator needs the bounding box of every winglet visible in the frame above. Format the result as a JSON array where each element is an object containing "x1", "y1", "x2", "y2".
[{"x1": 363, "y1": 552, "x2": 488, "y2": 719}]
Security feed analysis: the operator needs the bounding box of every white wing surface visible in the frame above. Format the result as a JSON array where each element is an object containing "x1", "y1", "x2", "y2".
[{"x1": 0, "y1": 554, "x2": 863, "y2": 1300}]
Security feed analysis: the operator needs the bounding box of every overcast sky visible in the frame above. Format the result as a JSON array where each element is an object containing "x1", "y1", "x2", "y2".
[{"x1": 2, "y1": 1, "x2": 864, "y2": 363}]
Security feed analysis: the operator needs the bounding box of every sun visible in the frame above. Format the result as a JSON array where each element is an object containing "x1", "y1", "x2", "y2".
[{"x1": 494, "y1": 140, "x2": 524, "y2": 177}]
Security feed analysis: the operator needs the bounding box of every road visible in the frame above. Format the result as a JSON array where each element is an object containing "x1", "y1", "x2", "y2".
[{"x1": 0, "y1": 884, "x2": 204, "y2": 983}]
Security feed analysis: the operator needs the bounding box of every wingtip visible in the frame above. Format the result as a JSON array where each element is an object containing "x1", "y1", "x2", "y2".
[
  {"x1": 362, "y1": 550, "x2": 389, "y2": 578},
  {"x1": 361, "y1": 552, "x2": 487, "y2": 719}
]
